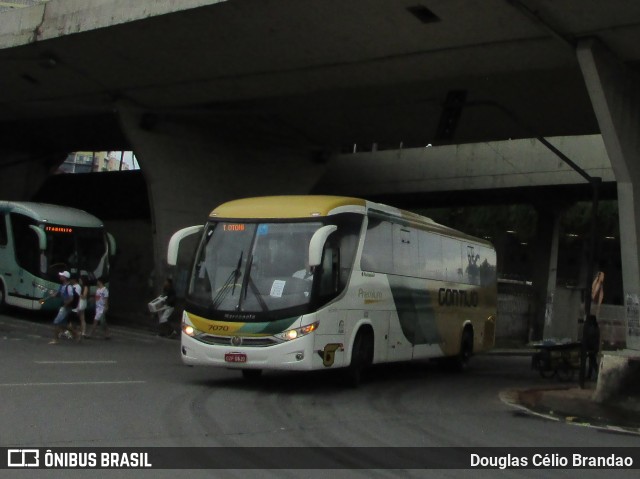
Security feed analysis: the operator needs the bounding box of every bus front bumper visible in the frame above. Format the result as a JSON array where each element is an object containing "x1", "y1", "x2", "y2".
[{"x1": 180, "y1": 332, "x2": 319, "y2": 371}]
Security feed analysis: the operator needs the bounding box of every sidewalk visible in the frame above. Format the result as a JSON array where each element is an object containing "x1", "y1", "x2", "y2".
[
  {"x1": 501, "y1": 385, "x2": 640, "y2": 434},
  {"x1": 492, "y1": 347, "x2": 640, "y2": 435}
]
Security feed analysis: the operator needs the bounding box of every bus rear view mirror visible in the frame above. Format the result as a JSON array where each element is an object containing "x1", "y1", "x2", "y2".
[
  {"x1": 28, "y1": 225, "x2": 47, "y2": 251},
  {"x1": 168, "y1": 225, "x2": 203, "y2": 266},
  {"x1": 107, "y1": 232, "x2": 117, "y2": 256},
  {"x1": 309, "y1": 225, "x2": 337, "y2": 267}
]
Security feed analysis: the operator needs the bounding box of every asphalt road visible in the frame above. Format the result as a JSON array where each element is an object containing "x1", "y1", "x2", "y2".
[{"x1": 1, "y1": 311, "x2": 638, "y2": 479}]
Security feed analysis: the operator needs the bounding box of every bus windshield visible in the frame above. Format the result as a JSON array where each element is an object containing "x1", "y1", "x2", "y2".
[
  {"x1": 44, "y1": 226, "x2": 109, "y2": 281},
  {"x1": 187, "y1": 215, "x2": 362, "y2": 320},
  {"x1": 9, "y1": 212, "x2": 109, "y2": 283}
]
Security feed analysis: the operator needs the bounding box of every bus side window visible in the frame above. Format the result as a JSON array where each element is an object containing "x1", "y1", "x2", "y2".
[
  {"x1": 0, "y1": 214, "x2": 7, "y2": 246},
  {"x1": 10, "y1": 213, "x2": 40, "y2": 275},
  {"x1": 361, "y1": 218, "x2": 393, "y2": 274}
]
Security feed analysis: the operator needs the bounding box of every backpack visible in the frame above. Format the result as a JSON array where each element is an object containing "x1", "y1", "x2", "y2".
[{"x1": 67, "y1": 284, "x2": 80, "y2": 309}]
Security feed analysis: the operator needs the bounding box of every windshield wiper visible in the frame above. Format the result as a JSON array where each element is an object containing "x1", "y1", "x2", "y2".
[
  {"x1": 211, "y1": 251, "x2": 243, "y2": 309},
  {"x1": 238, "y1": 254, "x2": 268, "y2": 312}
]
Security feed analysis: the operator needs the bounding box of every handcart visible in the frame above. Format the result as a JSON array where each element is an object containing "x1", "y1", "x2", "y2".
[{"x1": 530, "y1": 341, "x2": 582, "y2": 382}]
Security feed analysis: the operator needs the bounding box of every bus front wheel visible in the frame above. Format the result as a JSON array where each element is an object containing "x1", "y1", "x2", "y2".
[
  {"x1": 344, "y1": 328, "x2": 374, "y2": 387},
  {"x1": 0, "y1": 282, "x2": 5, "y2": 311}
]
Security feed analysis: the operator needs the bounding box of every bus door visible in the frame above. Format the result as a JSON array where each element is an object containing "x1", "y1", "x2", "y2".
[{"x1": 4, "y1": 213, "x2": 38, "y2": 307}]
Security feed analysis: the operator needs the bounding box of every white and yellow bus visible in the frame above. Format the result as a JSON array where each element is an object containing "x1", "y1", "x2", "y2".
[
  {"x1": 168, "y1": 196, "x2": 497, "y2": 383},
  {"x1": 0, "y1": 201, "x2": 115, "y2": 312}
]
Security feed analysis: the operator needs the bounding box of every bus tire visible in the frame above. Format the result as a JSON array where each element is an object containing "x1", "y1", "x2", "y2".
[
  {"x1": 444, "y1": 328, "x2": 473, "y2": 372},
  {"x1": 458, "y1": 328, "x2": 474, "y2": 371},
  {"x1": 241, "y1": 369, "x2": 263, "y2": 381},
  {"x1": 344, "y1": 327, "x2": 374, "y2": 387},
  {"x1": 0, "y1": 281, "x2": 5, "y2": 312}
]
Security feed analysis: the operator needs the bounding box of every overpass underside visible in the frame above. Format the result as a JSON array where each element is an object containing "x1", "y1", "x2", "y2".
[{"x1": 0, "y1": 1, "x2": 639, "y2": 349}]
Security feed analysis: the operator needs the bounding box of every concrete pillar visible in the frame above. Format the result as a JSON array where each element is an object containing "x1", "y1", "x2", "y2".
[
  {"x1": 530, "y1": 204, "x2": 564, "y2": 341},
  {"x1": 117, "y1": 104, "x2": 327, "y2": 298},
  {"x1": 531, "y1": 204, "x2": 582, "y2": 342},
  {"x1": 577, "y1": 38, "x2": 640, "y2": 350}
]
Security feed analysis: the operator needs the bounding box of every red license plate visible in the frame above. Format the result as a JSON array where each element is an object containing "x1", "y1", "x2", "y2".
[{"x1": 225, "y1": 353, "x2": 247, "y2": 363}]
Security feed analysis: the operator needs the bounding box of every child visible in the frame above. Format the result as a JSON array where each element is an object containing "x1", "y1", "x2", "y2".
[{"x1": 86, "y1": 277, "x2": 110, "y2": 339}]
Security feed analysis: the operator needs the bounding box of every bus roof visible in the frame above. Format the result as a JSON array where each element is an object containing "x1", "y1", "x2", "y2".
[
  {"x1": 210, "y1": 196, "x2": 367, "y2": 219},
  {"x1": 209, "y1": 196, "x2": 492, "y2": 247},
  {"x1": 0, "y1": 201, "x2": 104, "y2": 228}
]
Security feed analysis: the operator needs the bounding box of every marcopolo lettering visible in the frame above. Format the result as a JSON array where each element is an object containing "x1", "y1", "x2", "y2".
[{"x1": 438, "y1": 288, "x2": 479, "y2": 307}]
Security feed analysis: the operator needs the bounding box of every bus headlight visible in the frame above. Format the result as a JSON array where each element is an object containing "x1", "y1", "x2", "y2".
[
  {"x1": 275, "y1": 322, "x2": 319, "y2": 341},
  {"x1": 183, "y1": 325, "x2": 197, "y2": 337}
]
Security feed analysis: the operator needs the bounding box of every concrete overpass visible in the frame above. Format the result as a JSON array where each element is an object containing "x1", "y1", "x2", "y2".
[{"x1": 1, "y1": 1, "x2": 640, "y2": 349}]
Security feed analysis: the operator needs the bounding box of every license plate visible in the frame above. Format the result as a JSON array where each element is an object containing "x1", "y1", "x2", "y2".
[{"x1": 225, "y1": 352, "x2": 247, "y2": 363}]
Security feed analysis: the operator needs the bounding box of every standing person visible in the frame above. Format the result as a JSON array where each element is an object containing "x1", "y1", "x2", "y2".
[
  {"x1": 68, "y1": 274, "x2": 82, "y2": 340},
  {"x1": 584, "y1": 314, "x2": 601, "y2": 380},
  {"x1": 76, "y1": 274, "x2": 90, "y2": 338},
  {"x1": 49, "y1": 271, "x2": 80, "y2": 344},
  {"x1": 86, "y1": 277, "x2": 110, "y2": 339},
  {"x1": 157, "y1": 278, "x2": 176, "y2": 337}
]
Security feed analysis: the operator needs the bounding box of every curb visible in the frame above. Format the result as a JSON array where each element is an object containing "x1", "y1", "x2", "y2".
[{"x1": 500, "y1": 388, "x2": 640, "y2": 436}]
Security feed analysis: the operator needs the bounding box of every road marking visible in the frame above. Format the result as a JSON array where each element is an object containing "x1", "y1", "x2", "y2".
[
  {"x1": 34, "y1": 360, "x2": 118, "y2": 364},
  {"x1": 0, "y1": 380, "x2": 146, "y2": 387}
]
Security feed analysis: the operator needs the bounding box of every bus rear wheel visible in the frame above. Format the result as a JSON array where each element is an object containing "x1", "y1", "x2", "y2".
[
  {"x1": 444, "y1": 329, "x2": 473, "y2": 372},
  {"x1": 344, "y1": 328, "x2": 374, "y2": 387},
  {"x1": 457, "y1": 329, "x2": 474, "y2": 371}
]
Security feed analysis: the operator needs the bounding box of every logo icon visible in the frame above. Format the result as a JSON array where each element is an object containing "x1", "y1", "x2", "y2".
[
  {"x1": 231, "y1": 336, "x2": 243, "y2": 346},
  {"x1": 8, "y1": 449, "x2": 39, "y2": 468}
]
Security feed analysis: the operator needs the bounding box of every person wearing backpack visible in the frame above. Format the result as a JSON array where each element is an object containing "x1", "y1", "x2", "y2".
[
  {"x1": 49, "y1": 271, "x2": 80, "y2": 344},
  {"x1": 67, "y1": 274, "x2": 83, "y2": 341}
]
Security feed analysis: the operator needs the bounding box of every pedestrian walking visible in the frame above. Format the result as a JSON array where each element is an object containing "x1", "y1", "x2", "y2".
[
  {"x1": 157, "y1": 278, "x2": 176, "y2": 337},
  {"x1": 86, "y1": 277, "x2": 110, "y2": 339},
  {"x1": 76, "y1": 274, "x2": 90, "y2": 338},
  {"x1": 49, "y1": 271, "x2": 80, "y2": 344},
  {"x1": 67, "y1": 274, "x2": 82, "y2": 340}
]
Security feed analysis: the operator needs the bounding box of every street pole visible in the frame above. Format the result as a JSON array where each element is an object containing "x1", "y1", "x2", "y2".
[{"x1": 579, "y1": 177, "x2": 601, "y2": 388}]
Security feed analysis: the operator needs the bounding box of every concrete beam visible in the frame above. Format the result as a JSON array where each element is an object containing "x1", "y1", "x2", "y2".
[
  {"x1": 319, "y1": 135, "x2": 613, "y2": 197},
  {"x1": 577, "y1": 38, "x2": 640, "y2": 350},
  {"x1": 0, "y1": 0, "x2": 225, "y2": 48}
]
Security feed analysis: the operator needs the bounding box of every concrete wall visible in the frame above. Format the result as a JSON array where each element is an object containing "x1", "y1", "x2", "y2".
[
  {"x1": 594, "y1": 353, "x2": 640, "y2": 403},
  {"x1": 0, "y1": 151, "x2": 62, "y2": 201},
  {"x1": 496, "y1": 280, "x2": 534, "y2": 346},
  {"x1": 543, "y1": 287, "x2": 582, "y2": 342},
  {"x1": 105, "y1": 218, "x2": 155, "y2": 326},
  {"x1": 597, "y1": 304, "x2": 627, "y2": 350}
]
